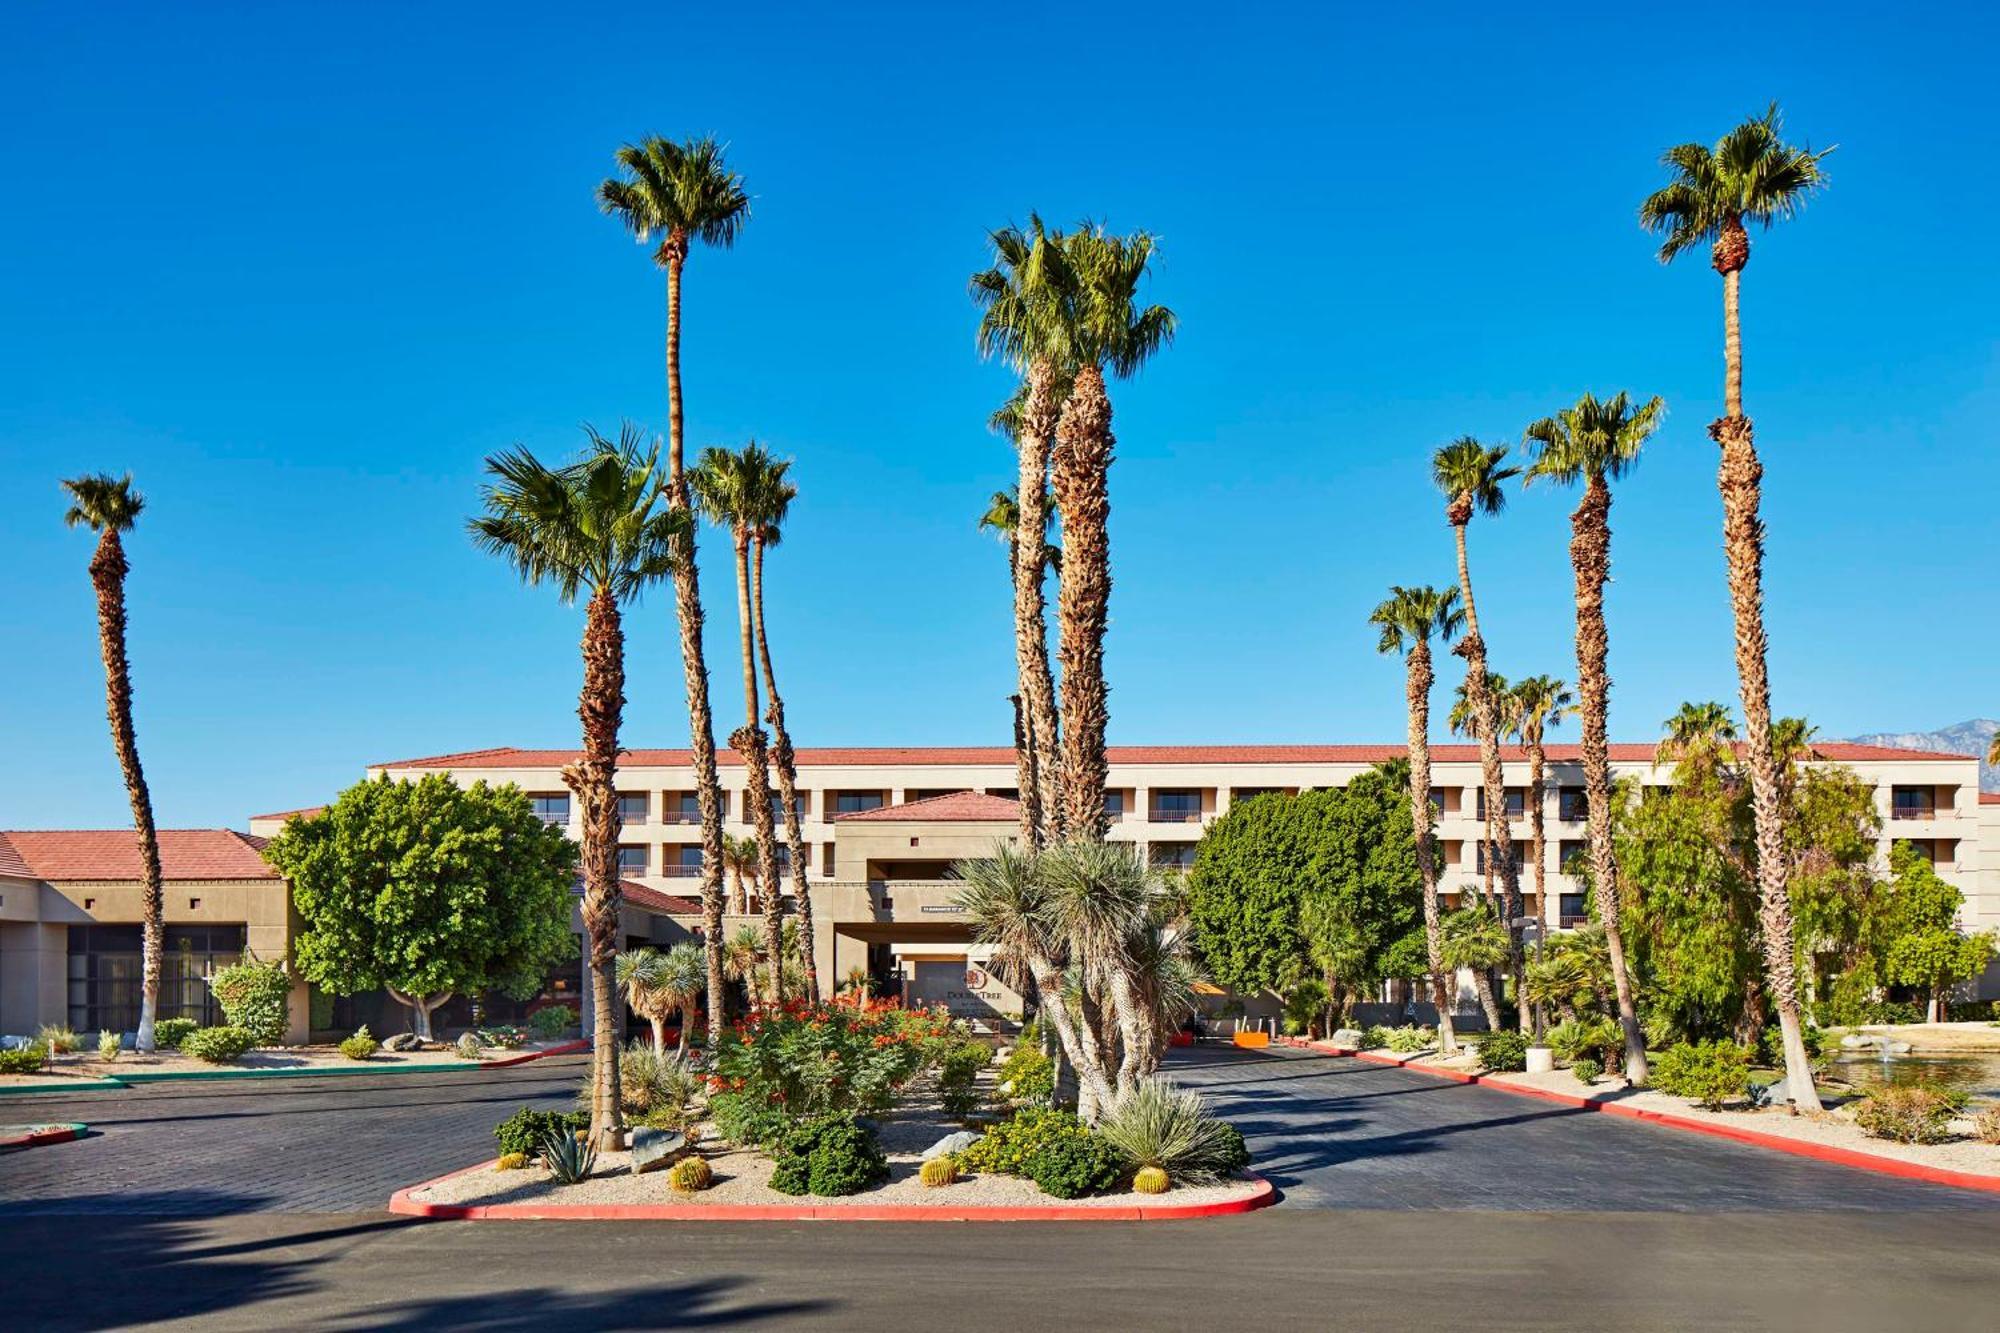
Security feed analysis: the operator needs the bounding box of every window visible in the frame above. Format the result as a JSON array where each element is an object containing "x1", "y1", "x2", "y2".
[
  {"x1": 835, "y1": 791, "x2": 885, "y2": 815},
  {"x1": 529, "y1": 793, "x2": 570, "y2": 825},
  {"x1": 1558, "y1": 788, "x2": 1588, "y2": 822},
  {"x1": 1558, "y1": 893, "x2": 1587, "y2": 925},
  {"x1": 1475, "y1": 788, "x2": 1526, "y2": 820},
  {"x1": 1150, "y1": 790, "x2": 1202, "y2": 823},
  {"x1": 617, "y1": 793, "x2": 648, "y2": 826},
  {"x1": 617, "y1": 845, "x2": 649, "y2": 875},
  {"x1": 69, "y1": 924, "x2": 244, "y2": 1033},
  {"x1": 1428, "y1": 788, "x2": 1446, "y2": 816},
  {"x1": 772, "y1": 843, "x2": 797, "y2": 876},
  {"x1": 1558, "y1": 840, "x2": 1589, "y2": 873},
  {"x1": 1891, "y1": 787, "x2": 1935, "y2": 820},
  {"x1": 1474, "y1": 841, "x2": 1524, "y2": 873},
  {"x1": 988, "y1": 787, "x2": 1019, "y2": 800},
  {"x1": 663, "y1": 793, "x2": 701, "y2": 824},
  {"x1": 1149, "y1": 843, "x2": 1197, "y2": 870},
  {"x1": 1104, "y1": 790, "x2": 1126, "y2": 820},
  {"x1": 666, "y1": 846, "x2": 703, "y2": 878}
]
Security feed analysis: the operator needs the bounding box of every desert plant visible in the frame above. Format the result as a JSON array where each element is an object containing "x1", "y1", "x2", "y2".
[
  {"x1": 153, "y1": 1017, "x2": 199, "y2": 1050},
  {"x1": 207, "y1": 955, "x2": 292, "y2": 1045},
  {"x1": 1361, "y1": 1025, "x2": 1392, "y2": 1050},
  {"x1": 668, "y1": 1155, "x2": 713, "y2": 1193},
  {"x1": 919, "y1": 1155, "x2": 959, "y2": 1188},
  {"x1": 1651, "y1": 1040, "x2": 1752, "y2": 1111},
  {"x1": 495, "y1": 1152, "x2": 529, "y2": 1170},
  {"x1": 1132, "y1": 1165, "x2": 1170, "y2": 1195},
  {"x1": 1571, "y1": 1057, "x2": 1603, "y2": 1085},
  {"x1": 36, "y1": 1024, "x2": 80, "y2": 1054},
  {"x1": 709, "y1": 1091, "x2": 792, "y2": 1149},
  {"x1": 938, "y1": 1039, "x2": 992, "y2": 1119},
  {"x1": 540, "y1": 1126, "x2": 598, "y2": 1184},
  {"x1": 598, "y1": 1042, "x2": 702, "y2": 1125},
  {"x1": 1024, "y1": 1130, "x2": 1124, "y2": 1199},
  {"x1": 1547, "y1": 1016, "x2": 1622, "y2": 1070},
  {"x1": 494, "y1": 1107, "x2": 589, "y2": 1158},
  {"x1": 454, "y1": 1031, "x2": 485, "y2": 1061},
  {"x1": 767, "y1": 1115, "x2": 888, "y2": 1197},
  {"x1": 0, "y1": 1043, "x2": 49, "y2": 1075},
  {"x1": 481, "y1": 1025, "x2": 528, "y2": 1050},
  {"x1": 1853, "y1": 1083, "x2": 1968, "y2": 1145},
  {"x1": 339, "y1": 1026, "x2": 379, "y2": 1061},
  {"x1": 1475, "y1": 1029, "x2": 1529, "y2": 1073},
  {"x1": 1096, "y1": 1080, "x2": 1244, "y2": 1185},
  {"x1": 1384, "y1": 1025, "x2": 1434, "y2": 1054},
  {"x1": 180, "y1": 1025, "x2": 255, "y2": 1064},
  {"x1": 98, "y1": 1030, "x2": 122, "y2": 1061},
  {"x1": 996, "y1": 1040, "x2": 1054, "y2": 1105},
  {"x1": 1972, "y1": 1108, "x2": 2000, "y2": 1146}
]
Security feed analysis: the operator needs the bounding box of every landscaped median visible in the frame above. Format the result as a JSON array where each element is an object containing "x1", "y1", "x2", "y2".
[
  {"x1": 0, "y1": 1036, "x2": 587, "y2": 1093},
  {"x1": 1289, "y1": 1036, "x2": 2000, "y2": 1195},
  {"x1": 0, "y1": 1121, "x2": 88, "y2": 1151}
]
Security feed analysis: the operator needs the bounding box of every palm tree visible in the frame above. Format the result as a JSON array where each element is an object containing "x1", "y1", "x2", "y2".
[
  {"x1": 692, "y1": 442, "x2": 787, "y2": 1005},
  {"x1": 1046, "y1": 224, "x2": 1175, "y2": 840},
  {"x1": 720, "y1": 833, "x2": 759, "y2": 915},
  {"x1": 1640, "y1": 104, "x2": 1831, "y2": 1110},
  {"x1": 61, "y1": 474, "x2": 166, "y2": 1052},
  {"x1": 1431, "y1": 437, "x2": 1525, "y2": 1012},
  {"x1": 972, "y1": 218, "x2": 1072, "y2": 845},
  {"x1": 1523, "y1": 390, "x2": 1664, "y2": 1082},
  {"x1": 1660, "y1": 700, "x2": 1740, "y2": 764},
  {"x1": 1449, "y1": 671, "x2": 1513, "y2": 912},
  {"x1": 1989, "y1": 732, "x2": 2000, "y2": 767},
  {"x1": 1370, "y1": 585, "x2": 1467, "y2": 1055},
  {"x1": 746, "y1": 454, "x2": 821, "y2": 1001},
  {"x1": 659, "y1": 941, "x2": 707, "y2": 1052},
  {"x1": 1439, "y1": 902, "x2": 1510, "y2": 1032},
  {"x1": 598, "y1": 135, "x2": 751, "y2": 1048},
  {"x1": 470, "y1": 425, "x2": 680, "y2": 1147},
  {"x1": 721, "y1": 923, "x2": 765, "y2": 1008},
  {"x1": 1506, "y1": 674, "x2": 1574, "y2": 1034},
  {"x1": 616, "y1": 948, "x2": 675, "y2": 1055}
]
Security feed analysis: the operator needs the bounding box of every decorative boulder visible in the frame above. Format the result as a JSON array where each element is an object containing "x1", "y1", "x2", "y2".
[
  {"x1": 1332, "y1": 1028, "x2": 1367, "y2": 1049},
  {"x1": 922, "y1": 1130, "x2": 981, "y2": 1161},
  {"x1": 383, "y1": 1032, "x2": 425, "y2": 1052},
  {"x1": 630, "y1": 1126, "x2": 687, "y2": 1175}
]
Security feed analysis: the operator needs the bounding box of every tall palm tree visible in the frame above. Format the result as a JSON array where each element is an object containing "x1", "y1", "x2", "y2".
[
  {"x1": 745, "y1": 453, "x2": 820, "y2": 1001},
  {"x1": 720, "y1": 833, "x2": 758, "y2": 915},
  {"x1": 1370, "y1": 585, "x2": 1467, "y2": 1055},
  {"x1": 1449, "y1": 671, "x2": 1514, "y2": 913},
  {"x1": 1641, "y1": 103, "x2": 1831, "y2": 1110},
  {"x1": 1047, "y1": 224, "x2": 1175, "y2": 839},
  {"x1": 597, "y1": 135, "x2": 751, "y2": 1047},
  {"x1": 1524, "y1": 389, "x2": 1664, "y2": 1082},
  {"x1": 972, "y1": 218, "x2": 1072, "y2": 845},
  {"x1": 1506, "y1": 673, "x2": 1574, "y2": 1033},
  {"x1": 692, "y1": 443, "x2": 788, "y2": 1005},
  {"x1": 1988, "y1": 732, "x2": 2000, "y2": 767},
  {"x1": 1431, "y1": 437, "x2": 1524, "y2": 1014},
  {"x1": 61, "y1": 474, "x2": 166, "y2": 1052},
  {"x1": 470, "y1": 425, "x2": 681, "y2": 1147},
  {"x1": 1439, "y1": 902, "x2": 1510, "y2": 1032},
  {"x1": 1660, "y1": 700, "x2": 1740, "y2": 762}
]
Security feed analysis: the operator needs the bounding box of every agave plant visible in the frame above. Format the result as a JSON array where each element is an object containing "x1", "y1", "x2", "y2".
[
  {"x1": 1096, "y1": 1079, "x2": 1244, "y2": 1186},
  {"x1": 540, "y1": 1125, "x2": 598, "y2": 1185}
]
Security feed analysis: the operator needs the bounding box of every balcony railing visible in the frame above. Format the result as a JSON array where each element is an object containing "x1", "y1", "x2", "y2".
[
  {"x1": 1148, "y1": 808, "x2": 1204, "y2": 824},
  {"x1": 659, "y1": 864, "x2": 704, "y2": 879},
  {"x1": 661, "y1": 812, "x2": 702, "y2": 825},
  {"x1": 1890, "y1": 807, "x2": 1938, "y2": 821}
]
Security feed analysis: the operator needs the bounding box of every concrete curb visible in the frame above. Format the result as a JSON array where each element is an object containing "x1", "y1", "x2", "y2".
[
  {"x1": 0, "y1": 1079, "x2": 127, "y2": 1097},
  {"x1": 0, "y1": 1038, "x2": 588, "y2": 1092},
  {"x1": 0, "y1": 1121, "x2": 87, "y2": 1150},
  {"x1": 1300, "y1": 1039, "x2": 2000, "y2": 1196},
  {"x1": 387, "y1": 1159, "x2": 1276, "y2": 1223}
]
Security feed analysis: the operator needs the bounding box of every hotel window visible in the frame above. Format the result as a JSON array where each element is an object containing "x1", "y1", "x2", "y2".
[
  {"x1": 1558, "y1": 893, "x2": 1587, "y2": 925},
  {"x1": 1558, "y1": 840, "x2": 1589, "y2": 873},
  {"x1": 834, "y1": 791, "x2": 885, "y2": 816},
  {"x1": 773, "y1": 843, "x2": 800, "y2": 876},
  {"x1": 668, "y1": 846, "x2": 703, "y2": 878},
  {"x1": 529, "y1": 793, "x2": 571, "y2": 825},
  {"x1": 1150, "y1": 790, "x2": 1202, "y2": 823},
  {"x1": 617, "y1": 793, "x2": 648, "y2": 826},
  {"x1": 1891, "y1": 787, "x2": 1935, "y2": 820},
  {"x1": 988, "y1": 787, "x2": 1019, "y2": 800},
  {"x1": 616, "y1": 845, "x2": 649, "y2": 875},
  {"x1": 1103, "y1": 790, "x2": 1126, "y2": 820},
  {"x1": 765, "y1": 792, "x2": 790, "y2": 825},
  {"x1": 1558, "y1": 788, "x2": 1588, "y2": 822},
  {"x1": 1474, "y1": 841, "x2": 1524, "y2": 873},
  {"x1": 908, "y1": 788, "x2": 970, "y2": 802},
  {"x1": 1428, "y1": 788, "x2": 1446, "y2": 816},
  {"x1": 1149, "y1": 842, "x2": 1197, "y2": 871},
  {"x1": 665, "y1": 793, "x2": 701, "y2": 824},
  {"x1": 69, "y1": 924, "x2": 243, "y2": 1034},
  {"x1": 1475, "y1": 788, "x2": 1526, "y2": 820}
]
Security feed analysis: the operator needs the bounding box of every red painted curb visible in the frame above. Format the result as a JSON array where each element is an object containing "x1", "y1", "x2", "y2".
[
  {"x1": 486, "y1": 1039, "x2": 590, "y2": 1068},
  {"x1": 1302, "y1": 1040, "x2": 2000, "y2": 1196},
  {"x1": 388, "y1": 1159, "x2": 1275, "y2": 1222},
  {"x1": 0, "y1": 1124, "x2": 84, "y2": 1150}
]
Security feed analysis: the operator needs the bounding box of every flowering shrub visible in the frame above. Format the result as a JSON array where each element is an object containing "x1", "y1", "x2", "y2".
[{"x1": 709, "y1": 997, "x2": 957, "y2": 1125}]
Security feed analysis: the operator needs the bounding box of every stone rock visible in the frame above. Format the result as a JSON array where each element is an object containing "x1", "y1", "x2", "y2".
[
  {"x1": 922, "y1": 1130, "x2": 981, "y2": 1161},
  {"x1": 383, "y1": 1032, "x2": 424, "y2": 1052},
  {"x1": 630, "y1": 1127, "x2": 686, "y2": 1174},
  {"x1": 1332, "y1": 1028, "x2": 1367, "y2": 1049}
]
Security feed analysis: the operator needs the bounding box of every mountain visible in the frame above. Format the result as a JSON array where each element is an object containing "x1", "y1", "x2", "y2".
[{"x1": 1845, "y1": 719, "x2": 1998, "y2": 793}]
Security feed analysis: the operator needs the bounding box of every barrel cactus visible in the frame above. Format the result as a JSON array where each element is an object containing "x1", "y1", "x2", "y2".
[
  {"x1": 919, "y1": 1156, "x2": 958, "y2": 1188},
  {"x1": 1132, "y1": 1165, "x2": 1171, "y2": 1195},
  {"x1": 668, "y1": 1155, "x2": 713, "y2": 1193},
  {"x1": 495, "y1": 1152, "x2": 529, "y2": 1171}
]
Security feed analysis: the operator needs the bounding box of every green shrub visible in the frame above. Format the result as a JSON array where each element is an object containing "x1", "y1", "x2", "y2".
[
  {"x1": 996, "y1": 1040, "x2": 1054, "y2": 1105},
  {"x1": 1096, "y1": 1080, "x2": 1245, "y2": 1185},
  {"x1": 339, "y1": 1026, "x2": 379, "y2": 1061},
  {"x1": 599, "y1": 1043, "x2": 701, "y2": 1125},
  {"x1": 180, "y1": 1025, "x2": 255, "y2": 1064},
  {"x1": 1853, "y1": 1083, "x2": 1968, "y2": 1145},
  {"x1": 1547, "y1": 1017, "x2": 1622, "y2": 1069},
  {"x1": 711, "y1": 1000, "x2": 953, "y2": 1126},
  {"x1": 767, "y1": 1115, "x2": 888, "y2": 1197},
  {"x1": 709, "y1": 1090, "x2": 791, "y2": 1148},
  {"x1": 0, "y1": 1043, "x2": 48, "y2": 1075},
  {"x1": 959, "y1": 1105, "x2": 1124, "y2": 1196},
  {"x1": 1213, "y1": 1121, "x2": 1252, "y2": 1173},
  {"x1": 1754, "y1": 1023, "x2": 1828, "y2": 1069},
  {"x1": 494, "y1": 1107, "x2": 589, "y2": 1158},
  {"x1": 1024, "y1": 1131, "x2": 1123, "y2": 1199},
  {"x1": 1571, "y1": 1057, "x2": 1603, "y2": 1085},
  {"x1": 540, "y1": 1126, "x2": 597, "y2": 1183},
  {"x1": 1475, "y1": 1030, "x2": 1529, "y2": 1073},
  {"x1": 1361, "y1": 1025, "x2": 1392, "y2": 1050},
  {"x1": 529, "y1": 1005, "x2": 577, "y2": 1040},
  {"x1": 938, "y1": 1040, "x2": 991, "y2": 1118},
  {"x1": 98, "y1": 1030, "x2": 122, "y2": 1061},
  {"x1": 153, "y1": 1018, "x2": 199, "y2": 1050},
  {"x1": 1651, "y1": 1040, "x2": 1752, "y2": 1111},
  {"x1": 1383, "y1": 1025, "x2": 1434, "y2": 1053},
  {"x1": 36, "y1": 1024, "x2": 79, "y2": 1054},
  {"x1": 207, "y1": 956, "x2": 291, "y2": 1045}
]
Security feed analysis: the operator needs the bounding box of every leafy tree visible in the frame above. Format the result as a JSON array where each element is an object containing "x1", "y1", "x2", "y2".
[
  {"x1": 1880, "y1": 842, "x2": 1996, "y2": 1022},
  {"x1": 264, "y1": 775, "x2": 577, "y2": 1042},
  {"x1": 1439, "y1": 902, "x2": 1510, "y2": 1032}
]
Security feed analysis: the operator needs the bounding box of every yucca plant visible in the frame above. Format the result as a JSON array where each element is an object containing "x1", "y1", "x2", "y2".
[
  {"x1": 1096, "y1": 1080, "x2": 1242, "y2": 1186},
  {"x1": 540, "y1": 1126, "x2": 598, "y2": 1185}
]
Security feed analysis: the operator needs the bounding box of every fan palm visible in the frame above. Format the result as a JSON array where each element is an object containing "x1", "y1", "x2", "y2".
[
  {"x1": 61, "y1": 473, "x2": 166, "y2": 1052},
  {"x1": 1047, "y1": 224, "x2": 1175, "y2": 840},
  {"x1": 1507, "y1": 673, "x2": 1574, "y2": 1033},
  {"x1": 972, "y1": 217, "x2": 1072, "y2": 845},
  {"x1": 1640, "y1": 104, "x2": 1832, "y2": 1111},
  {"x1": 1439, "y1": 902, "x2": 1510, "y2": 1032},
  {"x1": 1989, "y1": 732, "x2": 2000, "y2": 767},
  {"x1": 658, "y1": 941, "x2": 706, "y2": 1053},
  {"x1": 1524, "y1": 390, "x2": 1665, "y2": 1082},
  {"x1": 1370, "y1": 584, "x2": 1467, "y2": 1055},
  {"x1": 615, "y1": 948, "x2": 674, "y2": 1055},
  {"x1": 1038, "y1": 839, "x2": 1155, "y2": 1099},
  {"x1": 1660, "y1": 700, "x2": 1739, "y2": 764},
  {"x1": 1449, "y1": 671, "x2": 1513, "y2": 912},
  {"x1": 469, "y1": 425, "x2": 682, "y2": 1147},
  {"x1": 721, "y1": 923, "x2": 765, "y2": 1009},
  {"x1": 720, "y1": 834, "x2": 759, "y2": 916},
  {"x1": 1432, "y1": 437, "x2": 1525, "y2": 1010},
  {"x1": 692, "y1": 442, "x2": 790, "y2": 1004},
  {"x1": 598, "y1": 135, "x2": 751, "y2": 1047}
]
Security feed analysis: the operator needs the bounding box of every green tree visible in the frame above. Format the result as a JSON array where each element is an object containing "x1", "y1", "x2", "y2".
[
  {"x1": 61, "y1": 473, "x2": 167, "y2": 1052},
  {"x1": 597, "y1": 135, "x2": 751, "y2": 1048},
  {"x1": 469, "y1": 426, "x2": 682, "y2": 1145},
  {"x1": 1438, "y1": 902, "x2": 1510, "y2": 1032},
  {"x1": 263, "y1": 775, "x2": 577, "y2": 1043},
  {"x1": 1880, "y1": 842, "x2": 1995, "y2": 1022},
  {"x1": 1640, "y1": 102, "x2": 1833, "y2": 1110}
]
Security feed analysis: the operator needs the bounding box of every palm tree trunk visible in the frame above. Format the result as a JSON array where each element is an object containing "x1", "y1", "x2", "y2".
[
  {"x1": 1570, "y1": 476, "x2": 1648, "y2": 1084},
  {"x1": 1051, "y1": 363, "x2": 1113, "y2": 842},
  {"x1": 1028, "y1": 953, "x2": 1112, "y2": 1116},
  {"x1": 1405, "y1": 642, "x2": 1457, "y2": 1056},
  {"x1": 87, "y1": 530, "x2": 165, "y2": 1052},
  {"x1": 751, "y1": 537, "x2": 820, "y2": 1004},
  {"x1": 1010, "y1": 693, "x2": 1039, "y2": 845},
  {"x1": 1523, "y1": 737, "x2": 1546, "y2": 1034},
  {"x1": 1471, "y1": 967, "x2": 1502, "y2": 1033},
  {"x1": 1013, "y1": 358, "x2": 1064, "y2": 843},
  {"x1": 1719, "y1": 225, "x2": 1746, "y2": 418},
  {"x1": 661, "y1": 243, "x2": 730, "y2": 1048},
  {"x1": 729, "y1": 531, "x2": 784, "y2": 1008},
  {"x1": 566, "y1": 589, "x2": 627, "y2": 1148}
]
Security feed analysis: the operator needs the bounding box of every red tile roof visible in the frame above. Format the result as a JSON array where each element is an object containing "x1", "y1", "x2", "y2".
[
  {"x1": 249, "y1": 806, "x2": 325, "y2": 823},
  {"x1": 621, "y1": 881, "x2": 703, "y2": 916},
  {"x1": 0, "y1": 829, "x2": 281, "y2": 882},
  {"x1": 1982, "y1": 792, "x2": 2000, "y2": 806},
  {"x1": 835, "y1": 791, "x2": 1023, "y2": 823},
  {"x1": 377, "y1": 741, "x2": 1976, "y2": 769},
  {"x1": 0, "y1": 835, "x2": 32, "y2": 880}
]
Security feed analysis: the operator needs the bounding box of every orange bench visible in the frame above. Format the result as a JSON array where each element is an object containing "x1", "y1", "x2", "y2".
[{"x1": 1232, "y1": 1031, "x2": 1270, "y2": 1049}]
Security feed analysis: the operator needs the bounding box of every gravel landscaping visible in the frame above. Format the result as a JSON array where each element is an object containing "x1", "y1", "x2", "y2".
[{"x1": 0, "y1": 1038, "x2": 575, "y2": 1086}]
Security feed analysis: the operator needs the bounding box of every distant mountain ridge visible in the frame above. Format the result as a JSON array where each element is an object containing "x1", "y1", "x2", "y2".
[{"x1": 1844, "y1": 719, "x2": 1998, "y2": 793}]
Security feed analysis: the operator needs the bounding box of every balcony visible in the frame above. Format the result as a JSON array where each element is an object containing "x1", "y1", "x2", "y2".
[
  {"x1": 661, "y1": 811, "x2": 703, "y2": 825},
  {"x1": 1148, "y1": 808, "x2": 1204, "y2": 825},
  {"x1": 1890, "y1": 806, "x2": 1938, "y2": 822},
  {"x1": 660, "y1": 863, "x2": 704, "y2": 879}
]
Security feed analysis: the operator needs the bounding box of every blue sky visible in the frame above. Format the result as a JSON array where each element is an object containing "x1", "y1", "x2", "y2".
[{"x1": 3, "y1": 2, "x2": 1995, "y2": 828}]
